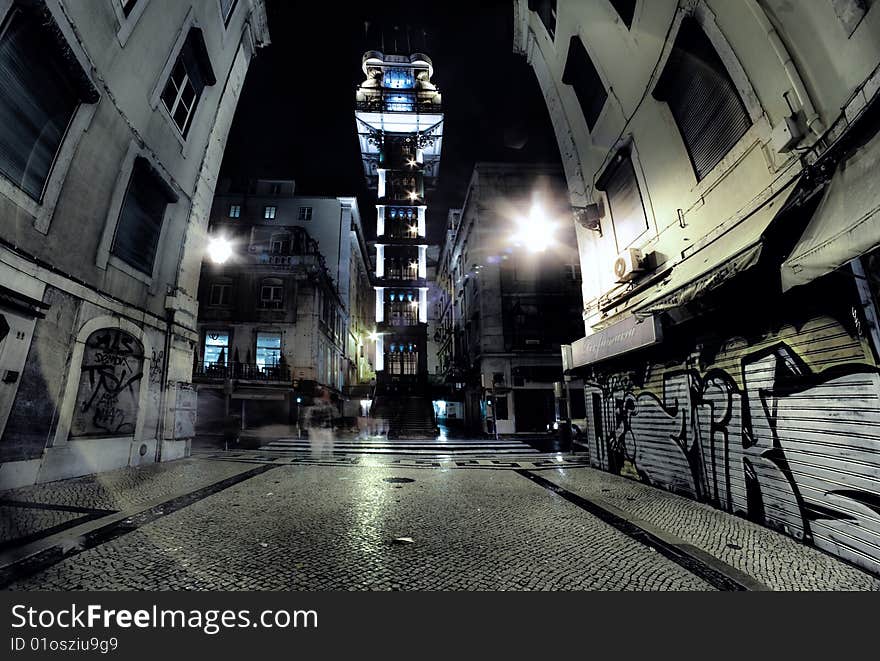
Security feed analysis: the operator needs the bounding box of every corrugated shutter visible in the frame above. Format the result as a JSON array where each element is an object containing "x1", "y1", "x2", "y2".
[
  {"x1": 0, "y1": 6, "x2": 84, "y2": 201},
  {"x1": 654, "y1": 16, "x2": 751, "y2": 181},
  {"x1": 597, "y1": 149, "x2": 648, "y2": 249},
  {"x1": 112, "y1": 158, "x2": 176, "y2": 276}
]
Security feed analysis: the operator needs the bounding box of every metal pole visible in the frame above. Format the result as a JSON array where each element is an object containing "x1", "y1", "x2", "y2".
[{"x1": 492, "y1": 387, "x2": 499, "y2": 442}]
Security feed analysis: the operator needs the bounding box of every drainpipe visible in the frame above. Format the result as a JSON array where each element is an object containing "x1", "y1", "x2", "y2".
[
  {"x1": 745, "y1": 0, "x2": 825, "y2": 136},
  {"x1": 154, "y1": 308, "x2": 174, "y2": 464}
]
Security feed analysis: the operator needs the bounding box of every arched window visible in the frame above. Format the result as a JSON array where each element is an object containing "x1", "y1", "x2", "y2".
[
  {"x1": 70, "y1": 328, "x2": 145, "y2": 438},
  {"x1": 653, "y1": 16, "x2": 751, "y2": 181}
]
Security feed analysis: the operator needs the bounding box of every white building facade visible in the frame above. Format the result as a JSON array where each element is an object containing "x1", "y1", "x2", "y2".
[
  {"x1": 515, "y1": 0, "x2": 880, "y2": 573},
  {"x1": 0, "y1": 0, "x2": 269, "y2": 488},
  {"x1": 196, "y1": 181, "x2": 375, "y2": 429}
]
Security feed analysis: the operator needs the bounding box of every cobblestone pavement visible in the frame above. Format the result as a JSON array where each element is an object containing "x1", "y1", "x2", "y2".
[
  {"x1": 1, "y1": 453, "x2": 878, "y2": 590},
  {"x1": 0, "y1": 459, "x2": 258, "y2": 550},
  {"x1": 539, "y1": 467, "x2": 880, "y2": 591}
]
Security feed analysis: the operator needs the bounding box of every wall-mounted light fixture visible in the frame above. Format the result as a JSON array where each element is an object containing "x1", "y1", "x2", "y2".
[{"x1": 573, "y1": 201, "x2": 604, "y2": 234}]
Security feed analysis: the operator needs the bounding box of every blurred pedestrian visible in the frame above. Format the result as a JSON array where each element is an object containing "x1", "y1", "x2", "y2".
[{"x1": 304, "y1": 388, "x2": 336, "y2": 459}]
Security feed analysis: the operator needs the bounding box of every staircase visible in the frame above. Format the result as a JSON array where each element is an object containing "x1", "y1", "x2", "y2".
[{"x1": 371, "y1": 395, "x2": 437, "y2": 439}]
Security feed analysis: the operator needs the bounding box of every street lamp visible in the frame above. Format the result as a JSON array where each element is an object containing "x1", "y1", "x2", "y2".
[
  {"x1": 510, "y1": 201, "x2": 557, "y2": 252},
  {"x1": 207, "y1": 236, "x2": 233, "y2": 264}
]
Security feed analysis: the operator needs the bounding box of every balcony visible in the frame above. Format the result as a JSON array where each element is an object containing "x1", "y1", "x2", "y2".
[
  {"x1": 193, "y1": 363, "x2": 291, "y2": 384},
  {"x1": 355, "y1": 89, "x2": 442, "y2": 114},
  {"x1": 253, "y1": 252, "x2": 320, "y2": 269}
]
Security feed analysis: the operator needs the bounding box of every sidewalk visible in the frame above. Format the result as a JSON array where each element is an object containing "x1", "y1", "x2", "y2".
[
  {"x1": 0, "y1": 458, "x2": 259, "y2": 564},
  {"x1": 535, "y1": 466, "x2": 880, "y2": 591}
]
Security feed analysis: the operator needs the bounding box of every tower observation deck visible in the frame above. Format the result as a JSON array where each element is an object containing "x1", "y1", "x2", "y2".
[{"x1": 355, "y1": 49, "x2": 443, "y2": 396}]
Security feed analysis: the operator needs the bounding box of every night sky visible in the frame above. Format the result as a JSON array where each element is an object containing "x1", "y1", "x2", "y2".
[{"x1": 219, "y1": 0, "x2": 562, "y2": 243}]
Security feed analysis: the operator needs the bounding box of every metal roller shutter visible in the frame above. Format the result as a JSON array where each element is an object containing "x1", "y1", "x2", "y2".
[{"x1": 654, "y1": 16, "x2": 751, "y2": 181}]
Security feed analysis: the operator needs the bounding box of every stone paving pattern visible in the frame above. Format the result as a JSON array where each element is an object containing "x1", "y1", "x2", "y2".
[
  {"x1": 0, "y1": 505, "x2": 84, "y2": 547},
  {"x1": 2, "y1": 455, "x2": 879, "y2": 590},
  {"x1": 544, "y1": 467, "x2": 880, "y2": 591},
  {"x1": 6, "y1": 465, "x2": 711, "y2": 591},
  {"x1": 0, "y1": 459, "x2": 256, "y2": 512}
]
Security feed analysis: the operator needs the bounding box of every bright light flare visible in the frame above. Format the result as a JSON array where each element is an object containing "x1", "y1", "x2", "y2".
[
  {"x1": 368, "y1": 331, "x2": 381, "y2": 342},
  {"x1": 511, "y1": 202, "x2": 557, "y2": 252},
  {"x1": 207, "y1": 236, "x2": 233, "y2": 264}
]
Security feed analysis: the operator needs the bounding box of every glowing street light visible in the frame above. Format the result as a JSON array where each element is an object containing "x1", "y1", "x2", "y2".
[
  {"x1": 368, "y1": 331, "x2": 381, "y2": 342},
  {"x1": 511, "y1": 201, "x2": 557, "y2": 253},
  {"x1": 207, "y1": 236, "x2": 233, "y2": 264},
  {"x1": 407, "y1": 190, "x2": 419, "y2": 201}
]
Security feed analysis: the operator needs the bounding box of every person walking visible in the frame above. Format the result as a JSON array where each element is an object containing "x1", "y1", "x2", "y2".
[{"x1": 304, "y1": 388, "x2": 337, "y2": 460}]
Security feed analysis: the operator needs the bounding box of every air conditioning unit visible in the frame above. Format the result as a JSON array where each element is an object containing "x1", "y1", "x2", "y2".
[{"x1": 613, "y1": 248, "x2": 644, "y2": 282}]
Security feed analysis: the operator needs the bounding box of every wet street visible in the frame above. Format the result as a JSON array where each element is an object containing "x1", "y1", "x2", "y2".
[{"x1": 1, "y1": 440, "x2": 878, "y2": 591}]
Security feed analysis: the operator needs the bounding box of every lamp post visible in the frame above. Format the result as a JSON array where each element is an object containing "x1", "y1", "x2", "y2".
[
  {"x1": 207, "y1": 235, "x2": 233, "y2": 264},
  {"x1": 510, "y1": 200, "x2": 558, "y2": 253}
]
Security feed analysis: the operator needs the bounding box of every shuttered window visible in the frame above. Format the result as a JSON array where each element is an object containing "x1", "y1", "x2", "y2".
[
  {"x1": 562, "y1": 36, "x2": 607, "y2": 132},
  {"x1": 609, "y1": 0, "x2": 636, "y2": 28},
  {"x1": 654, "y1": 17, "x2": 751, "y2": 181},
  {"x1": 0, "y1": 5, "x2": 96, "y2": 201},
  {"x1": 597, "y1": 149, "x2": 648, "y2": 249},
  {"x1": 112, "y1": 158, "x2": 177, "y2": 275}
]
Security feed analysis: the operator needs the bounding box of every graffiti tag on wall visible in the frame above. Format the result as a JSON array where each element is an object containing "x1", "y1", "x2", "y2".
[
  {"x1": 70, "y1": 328, "x2": 144, "y2": 437},
  {"x1": 586, "y1": 343, "x2": 880, "y2": 574}
]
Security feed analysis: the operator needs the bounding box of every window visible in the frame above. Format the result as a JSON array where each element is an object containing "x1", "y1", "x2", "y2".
[
  {"x1": 562, "y1": 36, "x2": 607, "y2": 132},
  {"x1": 270, "y1": 233, "x2": 290, "y2": 254},
  {"x1": 597, "y1": 149, "x2": 648, "y2": 249},
  {"x1": 228, "y1": 204, "x2": 240, "y2": 218},
  {"x1": 383, "y1": 68, "x2": 415, "y2": 89},
  {"x1": 255, "y1": 332, "x2": 281, "y2": 369},
  {"x1": 565, "y1": 264, "x2": 582, "y2": 281},
  {"x1": 260, "y1": 278, "x2": 283, "y2": 309},
  {"x1": 120, "y1": 0, "x2": 139, "y2": 18},
  {"x1": 204, "y1": 331, "x2": 229, "y2": 367},
  {"x1": 219, "y1": 0, "x2": 238, "y2": 25},
  {"x1": 402, "y1": 351, "x2": 417, "y2": 375},
  {"x1": 270, "y1": 182, "x2": 281, "y2": 195},
  {"x1": 264, "y1": 206, "x2": 276, "y2": 220},
  {"x1": 653, "y1": 17, "x2": 751, "y2": 181},
  {"x1": 297, "y1": 206, "x2": 313, "y2": 221},
  {"x1": 609, "y1": 0, "x2": 636, "y2": 28},
  {"x1": 160, "y1": 29, "x2": 215, "y2": 138},
  {"x1": 0, "y1": 5, "x2": 97, "y2": 201},
  {"x1": 209, "y1": 283, "x2": 231, "y2": 306},
  {"x1": 111, "y1": 157, "x2": 178, "y2": 275},
  {"x1": 528, "y1": 0, "x2": 557, "y2": 39}
]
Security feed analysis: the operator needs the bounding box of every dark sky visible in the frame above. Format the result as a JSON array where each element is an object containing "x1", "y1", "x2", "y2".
[{"x1": 219, "y1": 0, "x2": 561, "y2": 243}]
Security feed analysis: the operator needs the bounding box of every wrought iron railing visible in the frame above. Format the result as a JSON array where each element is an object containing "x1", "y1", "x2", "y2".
[
  {"x1": 193, "y1": 363, "x2": 291, "y2": 382},
  {"x1": 356, "y1": 90, "x2": 442, "y2": 113}
]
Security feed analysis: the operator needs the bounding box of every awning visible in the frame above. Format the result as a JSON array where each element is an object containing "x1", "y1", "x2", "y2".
[
  {"x1": 635, "y1": 176, "x2": 800, "y2": 315},
  {"x1": 781, "y1": 126, "x2": 880, "y2": 292}
]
